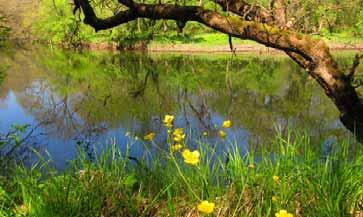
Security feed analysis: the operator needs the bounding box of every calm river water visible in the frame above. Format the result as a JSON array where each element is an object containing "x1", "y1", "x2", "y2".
[{"x1": 0, "y1": 47, "x2": 355, "y2": 168}]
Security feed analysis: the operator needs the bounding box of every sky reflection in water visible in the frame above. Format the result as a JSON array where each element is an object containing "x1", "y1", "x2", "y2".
[{"x1": 0, "y1": 48, "x2": 351, "y2": 169}]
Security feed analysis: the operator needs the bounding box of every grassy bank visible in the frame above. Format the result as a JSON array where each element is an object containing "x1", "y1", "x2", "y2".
[
  {"x1": 147, "y1": 33, "x2": 363, "y2": 52},
  {"x1": 0, "y1": 118, "x2": 362, "y2": 217},
  {"x1": 76, "y1": 32, "x2": 363, "y2": 52},
  {"x1": 152, "y1": 32, "x2": 363, "y2": 47}
]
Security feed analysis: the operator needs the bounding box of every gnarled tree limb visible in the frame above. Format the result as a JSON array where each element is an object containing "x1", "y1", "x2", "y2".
[{"x1": 76, "y1": 0, "x2": 363, "y2": 141}]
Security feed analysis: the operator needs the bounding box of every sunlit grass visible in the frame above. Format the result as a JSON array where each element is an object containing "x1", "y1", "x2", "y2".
[
  {"x1": 0, "y1": 118, "x2": 362, "y2": 217},
  {"x1": 151, "y1": 32, "x2": 363, "y2": 49},
  {"x1": 151, "y1": 32, "x2": 257, "y2": 47}
]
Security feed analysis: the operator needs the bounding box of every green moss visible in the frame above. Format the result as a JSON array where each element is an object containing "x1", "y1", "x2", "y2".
[{"x1": 296, "y1": 33, "x2": 304, "y2": 40}]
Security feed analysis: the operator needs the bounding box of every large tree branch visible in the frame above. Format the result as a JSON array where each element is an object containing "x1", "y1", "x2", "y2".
[
  {"x1": 213, "y1": 0, "x2": 363, "y2": 137},
  {"x1": 79, "y1": 0, "x2": 136, "y2": 30},
  {"x1": 79, "y1": 0, "x2": 317, "y2": 62},
  {"x1": 214, "y1": 0, "x2": 340, "y2": 94},
  {"x1": 77, "y1": 0, "x2": 363, "y2": 141}
]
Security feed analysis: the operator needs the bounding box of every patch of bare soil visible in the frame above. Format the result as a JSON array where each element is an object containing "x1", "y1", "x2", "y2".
[
  {"x1": 147, "y1": 43, "x2": 363, "y2": 53},
  {"x1": 0, "y1": 0, "x2": 39, "y2": 41}
]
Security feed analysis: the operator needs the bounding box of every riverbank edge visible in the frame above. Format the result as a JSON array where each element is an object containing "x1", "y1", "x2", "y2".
[{"x1": 82, "y1": 41, "x2": 363, "y2": 53}]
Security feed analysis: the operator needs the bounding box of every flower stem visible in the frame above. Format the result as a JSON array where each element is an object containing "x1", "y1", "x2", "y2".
[{"x1": 170, "y1": 153, "x2": 201, "y2": 201}]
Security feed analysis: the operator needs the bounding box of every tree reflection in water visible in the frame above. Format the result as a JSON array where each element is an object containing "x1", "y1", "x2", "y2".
[{"x1": 0, "y1": 48, "x2": 353, "y2": 168}]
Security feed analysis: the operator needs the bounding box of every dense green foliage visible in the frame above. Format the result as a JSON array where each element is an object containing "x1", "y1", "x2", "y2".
[
  {"x1": 30, "y1": 0, "x2": 363, "y2": 47},
  {"x1": 281, "y1": 0, "x2": 363, "y2": 35},
  {"x1": 32, "y1": 0, "x2": 213, "y2": 48},
  {"x1": 0, "y1": 130, "x2": 362, "y2": 216}
]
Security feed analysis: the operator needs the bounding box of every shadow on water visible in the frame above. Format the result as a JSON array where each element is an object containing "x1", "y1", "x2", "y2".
[{"x1": 0, "y1": 47, "x2": 357, "y2": 169}]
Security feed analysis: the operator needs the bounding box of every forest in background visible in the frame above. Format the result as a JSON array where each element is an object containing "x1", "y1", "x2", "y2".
[{"x1": 4, "y1": 0, "x2": 362, "y2": 49}]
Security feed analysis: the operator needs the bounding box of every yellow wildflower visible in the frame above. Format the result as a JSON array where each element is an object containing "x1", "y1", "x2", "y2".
[
  {"x1": 79, "y1": 170, "x2": 86, "y2": 179},
  {"x1": 163, "y1": 115, "x2": 174, "y2": 128},
  {"x1": 275, "y1": 209, "x2": 293, "y2": 217},
  {"x1": 222, "y1": 120, "x2": 232, "y2": 128},
  {"x1": 143, "y1": 132, "x2": 155, "y2": 141},
  {"x1": 171, "y1": 144, "x2": 183, "y2": 152},
  {"x1": 181, "y1": 149, "x2": 200, "y2": 165},
  {"x1": 273, "y1": 175, "x2": 280, "y2": 182},
  {"x1": 197, "y1": 201, "x2": 215, "y2": 214},
  {"x1": 272, "y1": 195, "x2": 279, "y2": 202},
  {"x1": 248, "y1": 164, "x2": 255, "y2": 169},
  {"x1": 219, "y1": 130, "x2": 226, "y2": 139},
  {"x1": 173, "y1": 128, "x2": 185, "y2": 143},
  {"x1": 203, "y1": 131, "x2": 208, "y2": 136},
  {"x1": 14, "y1": 204, "x2": 28, "y2": 216}
]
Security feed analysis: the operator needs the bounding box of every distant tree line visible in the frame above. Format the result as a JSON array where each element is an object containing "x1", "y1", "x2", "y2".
[{"x1": 30, "y1": 0, "x2": 363, "y2": 47}]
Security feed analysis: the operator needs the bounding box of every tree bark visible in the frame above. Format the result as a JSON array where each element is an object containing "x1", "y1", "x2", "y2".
[{"x1": 77, "y1": 0, "x2": 363, "y2": 141}]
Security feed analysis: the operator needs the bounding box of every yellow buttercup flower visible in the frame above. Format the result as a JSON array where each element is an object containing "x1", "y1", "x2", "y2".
[
  {"x1": 173, "y1": 128, "x2": 184, "y2": 135},
  {"x1": 272, "y1": 195, "x2": 279, "y2": 202},
  {"x1": 163, "y1": 115, "x2": 174, "y2": 128},
  {"x1": 181, "y1": 149, "x2": 200, "y2": 165},
  {"x1": 173, "y1": 128, "x2": 185, "y2": 143},
  {"x1": 219, "y1": 130, "x2": 226, "y2": 139},
  {"x1": 222, "y1": 120, "x2": 232, "y2": 128},
  {"x1": 203, "y1": 131, "x2": 208, "y2": 136},
  {"x1": 275, "y1": 209, "x2": 293, "y2": 217},
  {"x1": 174, "y1": 134, "x2": 185, "y2": 143},
  {"x1": 197, "y1": 201, "x2": 215, "y2": 214},
  {"x1": 171, "y1": 144, "x2": 183, "y2": 152},
  {"x1": 273, "y1": 175, "x2": 280, "y2": 182},
  {"x1": 248, "y1": 164, "x2": 255, "y2": 169},
  {"x1": 143, "y1": 132, "x2": 155, "y2": 141}
]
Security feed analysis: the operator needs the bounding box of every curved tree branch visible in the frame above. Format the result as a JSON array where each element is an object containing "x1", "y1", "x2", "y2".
[{"x1": 76, "y1": 0, "x2": 363, "y2": 141}]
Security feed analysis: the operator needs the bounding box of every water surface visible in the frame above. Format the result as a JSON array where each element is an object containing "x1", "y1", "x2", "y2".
[{"x1": 0, "y1": 48, "x2": 353, "y2": 168}]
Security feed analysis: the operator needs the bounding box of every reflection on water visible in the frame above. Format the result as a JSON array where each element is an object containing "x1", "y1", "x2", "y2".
[{"x1": 0, "y1": 48, "x2": 352, "y2": 169}]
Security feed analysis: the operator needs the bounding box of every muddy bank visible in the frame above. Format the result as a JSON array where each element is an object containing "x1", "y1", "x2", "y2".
[
  {"x1": 0, "y1": 0, "x2": 38, "y2": 41},
  {"x1": 84, "y1": 41, "x2": 363, "y2": 53},
  {"x1": 147, "y1": 42, "x2": 363, "y2": 53}
]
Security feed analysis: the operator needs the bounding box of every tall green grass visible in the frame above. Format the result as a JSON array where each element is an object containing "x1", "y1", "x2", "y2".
[{"x1": 0, "y1": 130, "x2": 362, "y2": 217}]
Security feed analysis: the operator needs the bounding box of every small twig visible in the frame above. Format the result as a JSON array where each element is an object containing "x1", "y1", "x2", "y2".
[
  {"x1": 243, "y1": 3, "x2": 255, "y2": 20},
  {"x1": 73, "y1": 0, "x2": 81, "y2": 15},
  {"x1": 348, "y1": 52, "x2": 363, "y2": 80},
  {"x1": 228, "y1": 34, "x2": 236, "y2": 54}
]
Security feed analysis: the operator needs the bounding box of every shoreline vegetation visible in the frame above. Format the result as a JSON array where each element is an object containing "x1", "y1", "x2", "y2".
[
  {"x1": 83, "y1": 41, "x2": 363, "y2": 53},
  {"x1": 42, "y1": 33, "x2": 363, "y2": 52},
  {"x1": 1, "y1": 1, "x2": 363, "y2": 216},
  {"x1": 2, "y1": 0, "x2": 363, "y2": 53},
  {"x1": 0, "y1": 118, "x2": 362, "y2": 217}
]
